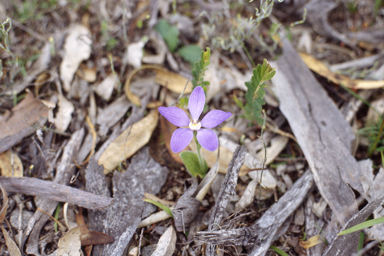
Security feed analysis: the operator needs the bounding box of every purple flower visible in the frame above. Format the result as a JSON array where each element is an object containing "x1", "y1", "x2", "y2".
[{"x1": 159, "y1": 86, "x2": 231, "y2": 153}]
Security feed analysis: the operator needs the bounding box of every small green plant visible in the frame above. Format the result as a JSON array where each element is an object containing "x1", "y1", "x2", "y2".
[
  {"x1": 234, "y1": 59, "x2": 275, "y2": 125},
  {"x1": 143, "y1": 199, "x2": 173, "y2": 217},
  {"x1": 191, "y1": 47, "x2": 210, "y2": 90},
  {"x1": 154, "y1": 19, "x2": 179, "y2": 52},
  {"x1": 359, "y1": 117, "x2": 384, "y2": 155},
  {"x1": 0, "y1": 18, "x2": 18, "y2": 91},
  {"x1": 270, "y1": 246, "x2": 289, "y2": 256},
  {"x1": 101, "y1": 20, "x2": 117, "y2": 51},
  {"x1": 154, "y1": 19, "x2": 202, "y2": 63},
  {"x1": 338, "y1": 216, "x2": 384, "y2": 236}
]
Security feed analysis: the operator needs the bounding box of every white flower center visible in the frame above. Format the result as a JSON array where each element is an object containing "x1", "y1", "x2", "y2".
[{"x1": 189, "y1": 119, "x2": 201, "y2": 131}]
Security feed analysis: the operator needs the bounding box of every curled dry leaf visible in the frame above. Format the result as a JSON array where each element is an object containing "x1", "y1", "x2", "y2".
[
  {"x1": 76, "y1": 65, "x2": 97, "y2": 82},
  {"x1": 0, "y1": 150, "x2": 23, "y2": 177},
  {"x1": 126, "y1": 41, "x2": 145, "y2": 69},
  {"x1": 300, "y1": 235, "x2": 324, "y2": 249},
  {"x1": 98, "y1": 110, "x2": 159, "y2": 174},
  {"x1": 52, "y1": 94, "x2": 75, "y2": 132},
  {"x1": 124, "y1": 65, "x2": 192, "y2": 107},
  {"x1": 151, "y1": 226, "x2": 177, "y2": 256},
  {"x1": 92, "y1": 74, "x2": 120, "y2": 101},
  {"x1": 300, "y1": 53, "x2": 384, "y2": 89},
  {"x1": 57, "y1": 227, "x2": 82, "y2": 256},
  {"x1": 60, "y1": 24, "x2": 92, "y2": 92}
]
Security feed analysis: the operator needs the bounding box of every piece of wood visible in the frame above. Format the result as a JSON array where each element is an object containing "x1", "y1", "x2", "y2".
[
  {"x1": 272, "y1": 37, "x2": 365, "y2": 225},
  {"x1": 205, "y1": 145, "x2": 247, "y2": 255},
  {"x1": 0, "y1": 177, "x2": 112, "y2": 210},
  {"x1": 195, "y1": 170, "x2": 314, "y2": 256},
  {"x1": 87, "y1": 147, "x2": 168, "y2": 256},
  {"x1": 24, "y1": 129, "x2": 84, "y2": 255},
  {"x1": 324, "y1": 194, "x2": 384, "y2": 256},
  {"x1": 305, "y1": 0, "x2": 384, "y2": 47}
]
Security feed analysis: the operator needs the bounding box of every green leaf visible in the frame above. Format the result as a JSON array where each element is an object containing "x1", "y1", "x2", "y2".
[
  {"x1": 191, "y1": 47, "x2": 211, "y2": 90},
  {"x1": 177, "y1": 45, "x2": 202, "y2": 64},
  {"x1": 143, "y1": 199, "x2": 173, "y2": 217},
  {"x1": 154, "y1": 19, "x2": 179, "y2": 52},
  {"x1": 180, "y1": 151, "x2": 207, "y2": 178},
  {"x1": 244, "y1": 59, "x2": 275, "y2": 125},
  {"x1": 357, "y1": 232, "x2": 365, "y2": 252},
  {"x1": 338, "y1": 216, "x2": 384, "y2": 236},
  {"x1": 270, "y1": 246, "x2": 289, "y2": 256}
]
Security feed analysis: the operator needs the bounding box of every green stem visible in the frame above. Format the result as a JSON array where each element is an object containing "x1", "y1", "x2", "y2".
[
  {"x1": 240, "y1": 40, "x2": 256, "y2": 68},
  {"x1": 194, "y1": 132, "x2": 205, "y2": 171}
]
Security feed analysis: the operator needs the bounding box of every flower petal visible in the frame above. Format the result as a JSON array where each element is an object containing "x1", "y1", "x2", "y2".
[
  {"x1": 196, "y1": 129, "x2": 218, "y2": 151},
  {"x1": 158, "y1": 106, "x2": 190, "y2": 127},
  {"x1": 201, "y1": 110, "x2": 231, "y2": 128},
  {"x1": 171, "y1": 128, "x2": 193, "y2": 153},
  {"x1": 188, "y1": 86, "x2": 205, "y2": 120}
]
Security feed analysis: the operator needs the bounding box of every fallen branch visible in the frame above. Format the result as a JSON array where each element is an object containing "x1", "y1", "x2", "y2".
[{"x1": 0, "y1": 176, "x2": 113, "y2": 210}]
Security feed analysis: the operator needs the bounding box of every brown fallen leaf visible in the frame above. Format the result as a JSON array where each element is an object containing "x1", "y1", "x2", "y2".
[
  {"x1": 0, "y1": 90, "x2": 48, "y2": 154},
  {"x1": 300, "y1": 52, "x2": 384, "y2": 89},
  {"x1": 0, "y1": 185, "x2": 9, "y2": 223},
  {"x1": 76, "y1": 209, "x2": 114, "y2": 247},
  {"x1": 98, "y1": 110, "x2": 159, "y2": 174},
  {"x1": 76, "y1": 64, "x2": 97, "y2": 82},
  {"x1": 0, "y1": 150, "x2": 23, "y2": 177},
  {"x1": 124, "y1": 65, "x2": 192, "y2": 107},
  {"x1": 57, "y1": 227, "x2": 82, "y2": 256},
  {"x1": 1, "y1": 225, "x2": 22, "y2": 256},
  {"x1": 34, "y1": 72, "x2": 51, "y2": 96}
]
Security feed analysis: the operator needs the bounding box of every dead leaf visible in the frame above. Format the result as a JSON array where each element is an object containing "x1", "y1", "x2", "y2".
[
  {"x1": 126, "y1": 41, "x2": 145, "y2": 69},
  {"x1": 75, "y1": 209, "x2": 114, "y2": 246},
  {"x1": 124, "y1": 65, "x2": 192, "y2": 107},
  {"x1": 92, "y1": 74, "x2": 120, "y2": 101},
  {"x1": 299, "y1": 235, "x2": 324, "y2": 249},
  {"x1": 0, "y1": 90, "x2": 48, "y2": 154},
  {"x1": 57, "y1": 227, "x2": 82, "y2": 256},
  {"x1": 34, "y1": 72, "x2": 52, "y2": 95},
  {"x1": 98, "y1": 110, "x2": 159, "y2": 174},
  {"x1": 76, "y1": 65, "x2": 97, "y2": 82},
  {"x1": 0, "y1": 150, "x2": 23, "y2": 177},
  {"x1": 300, "y1": 52, "x2": 384, "y2": 89},
  {"x1": 151, "y1": 226, "x2": 177, "y2": 256},
  {"x1": 1, "y1": 225, "x2": 22, "y2": 256},
  {"x1": 60, "y1": 24, "x2": 92, "y2": 92},
  {"x1": 0, "y1": 185, "x2": 9, "y2": 223},
  {"x1": 52, "y1": 94, "x2": 74, "y2": 132}
]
